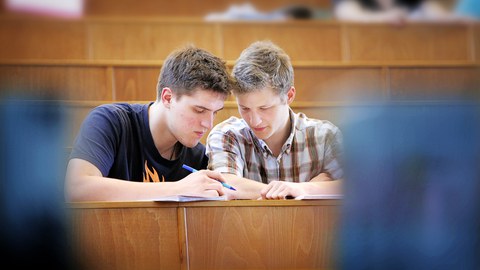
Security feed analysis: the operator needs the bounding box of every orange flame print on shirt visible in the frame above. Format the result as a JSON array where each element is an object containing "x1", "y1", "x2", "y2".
[{"x1": 143, "y1": 160, "x2": 164, "y2": 182}]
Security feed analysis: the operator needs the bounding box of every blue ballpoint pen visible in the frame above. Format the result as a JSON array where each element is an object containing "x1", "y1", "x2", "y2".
[{"x1": 182, "y1": 164, "x2": 236, "y2": 191}]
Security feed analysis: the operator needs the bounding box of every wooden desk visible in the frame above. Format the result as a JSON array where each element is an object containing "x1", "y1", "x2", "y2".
[{"x1": 69, "y1": 200, "x2": 341, "y2": 270}]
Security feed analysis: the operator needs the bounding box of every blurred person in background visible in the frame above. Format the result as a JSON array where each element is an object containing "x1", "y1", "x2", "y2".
[
  {"x1": 333, "y1": 0, "x2": 469, "y2": 23},
  {"x1": 204, "y1": 2, "x2": 333, "y2": 21}
]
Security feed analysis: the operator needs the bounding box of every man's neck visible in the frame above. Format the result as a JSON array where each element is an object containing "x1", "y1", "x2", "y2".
[
  {"x1": 148, "y1": 102, "x2": 178, "y2": 159},
  {"x1": 264, "y1": 112, "x2": 292, "y2": 157}
]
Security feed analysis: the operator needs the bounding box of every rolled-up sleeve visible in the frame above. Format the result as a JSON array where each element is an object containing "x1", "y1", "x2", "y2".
[
  {"x1": 206, "y1": 123, "x2": 245, "y2": 177},
  {"x1": 322, "y1": 127, "x2": 344, "y2": 180}
]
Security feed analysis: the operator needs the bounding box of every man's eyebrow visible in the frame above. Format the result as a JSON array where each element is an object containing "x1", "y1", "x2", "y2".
[
  {"x1": 195, "y1": 105, "x2": 224, "y2": 112},
  {"x1": 239, "y1": 104, "x2": 272, "y2": 109}
]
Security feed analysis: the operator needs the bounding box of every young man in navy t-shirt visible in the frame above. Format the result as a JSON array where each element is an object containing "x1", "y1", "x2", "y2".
[{"x1": 65, "y1": 45, "x2": 233, "y2": 201}]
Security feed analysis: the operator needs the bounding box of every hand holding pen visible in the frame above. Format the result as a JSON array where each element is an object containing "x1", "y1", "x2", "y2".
[{"x1": 182, "y1": 164, "x2": 236, "y2": 191}]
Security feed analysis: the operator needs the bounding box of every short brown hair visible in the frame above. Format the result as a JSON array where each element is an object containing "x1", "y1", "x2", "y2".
[
  {"x1": 157, "y1": 44, "x2": 233, "y2": 99},
  {"x1": 232, "y1": 40, "x2": 294, "y2": 96}
]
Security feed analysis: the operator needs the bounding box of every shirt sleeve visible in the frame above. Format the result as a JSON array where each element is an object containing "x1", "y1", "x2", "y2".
[
  {"x1": 322, "y1": 126, "x2": 344, "y2": 180},
  {"x1": 205, "y1": 126, "x2": 245, "y2": 177},
  {"x1": 69, "y1": 106, "x2": 119, "y2": 176}
]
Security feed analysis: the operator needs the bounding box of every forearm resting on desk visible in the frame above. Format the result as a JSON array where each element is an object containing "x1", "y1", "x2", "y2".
[
  {"x1": 221, "y1": 173, "x2": 267, "y2": 200},
  {"x1": 307, "y1": 177, "x2": 343, "y2": 195},
  {"x1": 65, "y1": 159, "x2": 225, "y2": 202},
  {"x1": 65, "y1": 159, "x2": 179, "y2": 201},
  {"x1": 309, "y1": 172, "x2": 343, "y2": 194},
  {"x1": 220, "y1": 171, "x2": 343, "y2": 200},
  {"x1": 259, "y1": 178, "x2": 343, "y2": 200}
]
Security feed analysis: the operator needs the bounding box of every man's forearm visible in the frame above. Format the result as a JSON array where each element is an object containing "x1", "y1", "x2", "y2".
[
  {"x1": 306, "y1": 178, "x2": 343, "y2": 195},
  {"x1": 223, "y1": 173, "x2": 267, "y2": 199}
]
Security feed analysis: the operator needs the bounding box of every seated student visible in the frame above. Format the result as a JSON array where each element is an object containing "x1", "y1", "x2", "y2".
[
  {"x1": 206, "y1": 40, "x2": 343, "y2": 200},
  {"x1": 333, "y1": 0, "x2": 461, "y2": 23},
  {"x1": 65, "y1": 45, "x2": 233, "y2": 202}
]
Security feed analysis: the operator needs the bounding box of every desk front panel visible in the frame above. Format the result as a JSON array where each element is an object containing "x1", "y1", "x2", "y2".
[
  {"x1": 69, "y1": 200, "x2": 341, "y2": 270},
  {"x1": 70, "y1": 206, "x2": 182, "y2": 270},
  {"x1": 184, "y1": 203, "x2": 340, "y2": 270}
]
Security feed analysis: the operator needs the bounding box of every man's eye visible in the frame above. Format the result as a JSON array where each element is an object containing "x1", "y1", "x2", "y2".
[{"x1": 195, "y1": 109, "x2": 205, "y2": 113}]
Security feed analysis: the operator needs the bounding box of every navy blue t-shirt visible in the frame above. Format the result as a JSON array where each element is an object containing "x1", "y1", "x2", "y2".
[{"x1": 69, "y1": 103, "x2": 208, "y2": 182}]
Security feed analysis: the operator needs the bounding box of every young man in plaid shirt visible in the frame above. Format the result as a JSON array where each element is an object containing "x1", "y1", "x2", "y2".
[{"x1": 206, "y1": 40, "x2": 343, "y2": 200}]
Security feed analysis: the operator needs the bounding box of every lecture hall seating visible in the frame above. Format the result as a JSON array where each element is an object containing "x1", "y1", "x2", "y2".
[
  {"x1": 0, "y1": 16, "x2": 478, "y2": 146},
  {"x1": 1, "y1": 1, "x2": 478, "y2": 269}
]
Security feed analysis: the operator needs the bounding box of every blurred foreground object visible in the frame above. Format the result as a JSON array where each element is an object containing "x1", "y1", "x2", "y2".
[
  {"x1": 0, "y1": 95, "x2": 76, "y2": 269},
  {"x1": 455, "y1": 0, "x2": 480, "y2": 19},
  {"x1": 338, "y1": 101, "x2": 480, "y2": 270},
  {"x1": 333, "y1": 0, "x2": 470, "y2": 23},
  {"x1": 5, "y1": 0, "x2": 84, "y2": 18}
]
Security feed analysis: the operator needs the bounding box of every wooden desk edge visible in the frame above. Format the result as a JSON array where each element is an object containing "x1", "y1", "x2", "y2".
[{"x1": 66, "y1": 199, "x2": 342, "y2": 209}]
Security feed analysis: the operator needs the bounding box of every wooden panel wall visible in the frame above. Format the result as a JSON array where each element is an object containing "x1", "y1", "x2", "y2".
[
  {"x1": 390, "y1": 67, "x2": 480, "y2": 100},
  {"x1": 0, "y1": 65, "x2": 112, "y2": 100},
  {"x1": 221, "y1": 22, "x2": 342, "y2": 61},
  {"x1": 88, "y1": 21, "x2": 221, "y2": 60},
  {"x1": 113, "y1": 67, "x2": 160, "y2": 100},
  {"x1": 293, "y1": 67, "x2": 386, "y2": 101},
  {"x1": 0, "y1": 20, "x2": 87, "y2": 60},
  {"x1": 1, "y1": 18, "x2": 477, "y2": 63},
  {"x1": 345, "y1": 24, "x2": 472, "y2": 62}
]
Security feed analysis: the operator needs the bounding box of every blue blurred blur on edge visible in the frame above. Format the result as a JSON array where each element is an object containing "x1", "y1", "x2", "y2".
[
  {"x1": 0, "y1": 93, "x2": 77, "y2": 269},
  {"x1": 338, "y1": 100, "x2": 480, "y2": 270}
]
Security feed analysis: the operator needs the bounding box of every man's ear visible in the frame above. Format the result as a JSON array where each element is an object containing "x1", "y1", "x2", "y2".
[
  {"x1": 161, "y1": 87, "x2": 173, "y2": 108},
  {"x1": 286, "y1": 87, "x2": 296, "y2": 104}
]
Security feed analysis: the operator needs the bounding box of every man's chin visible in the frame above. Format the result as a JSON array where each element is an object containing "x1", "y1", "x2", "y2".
[
  {"x1": 182, "y1": 139, "x2": 200, "y2": 148},
  {"x1": 253, "y1": 132, "x2": 270, "y2": 141}
]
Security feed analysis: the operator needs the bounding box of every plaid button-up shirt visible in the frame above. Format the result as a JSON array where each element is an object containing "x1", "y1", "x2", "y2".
[{"x1": 206, "y1": 109, "x2": 343, "y2": 183}]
